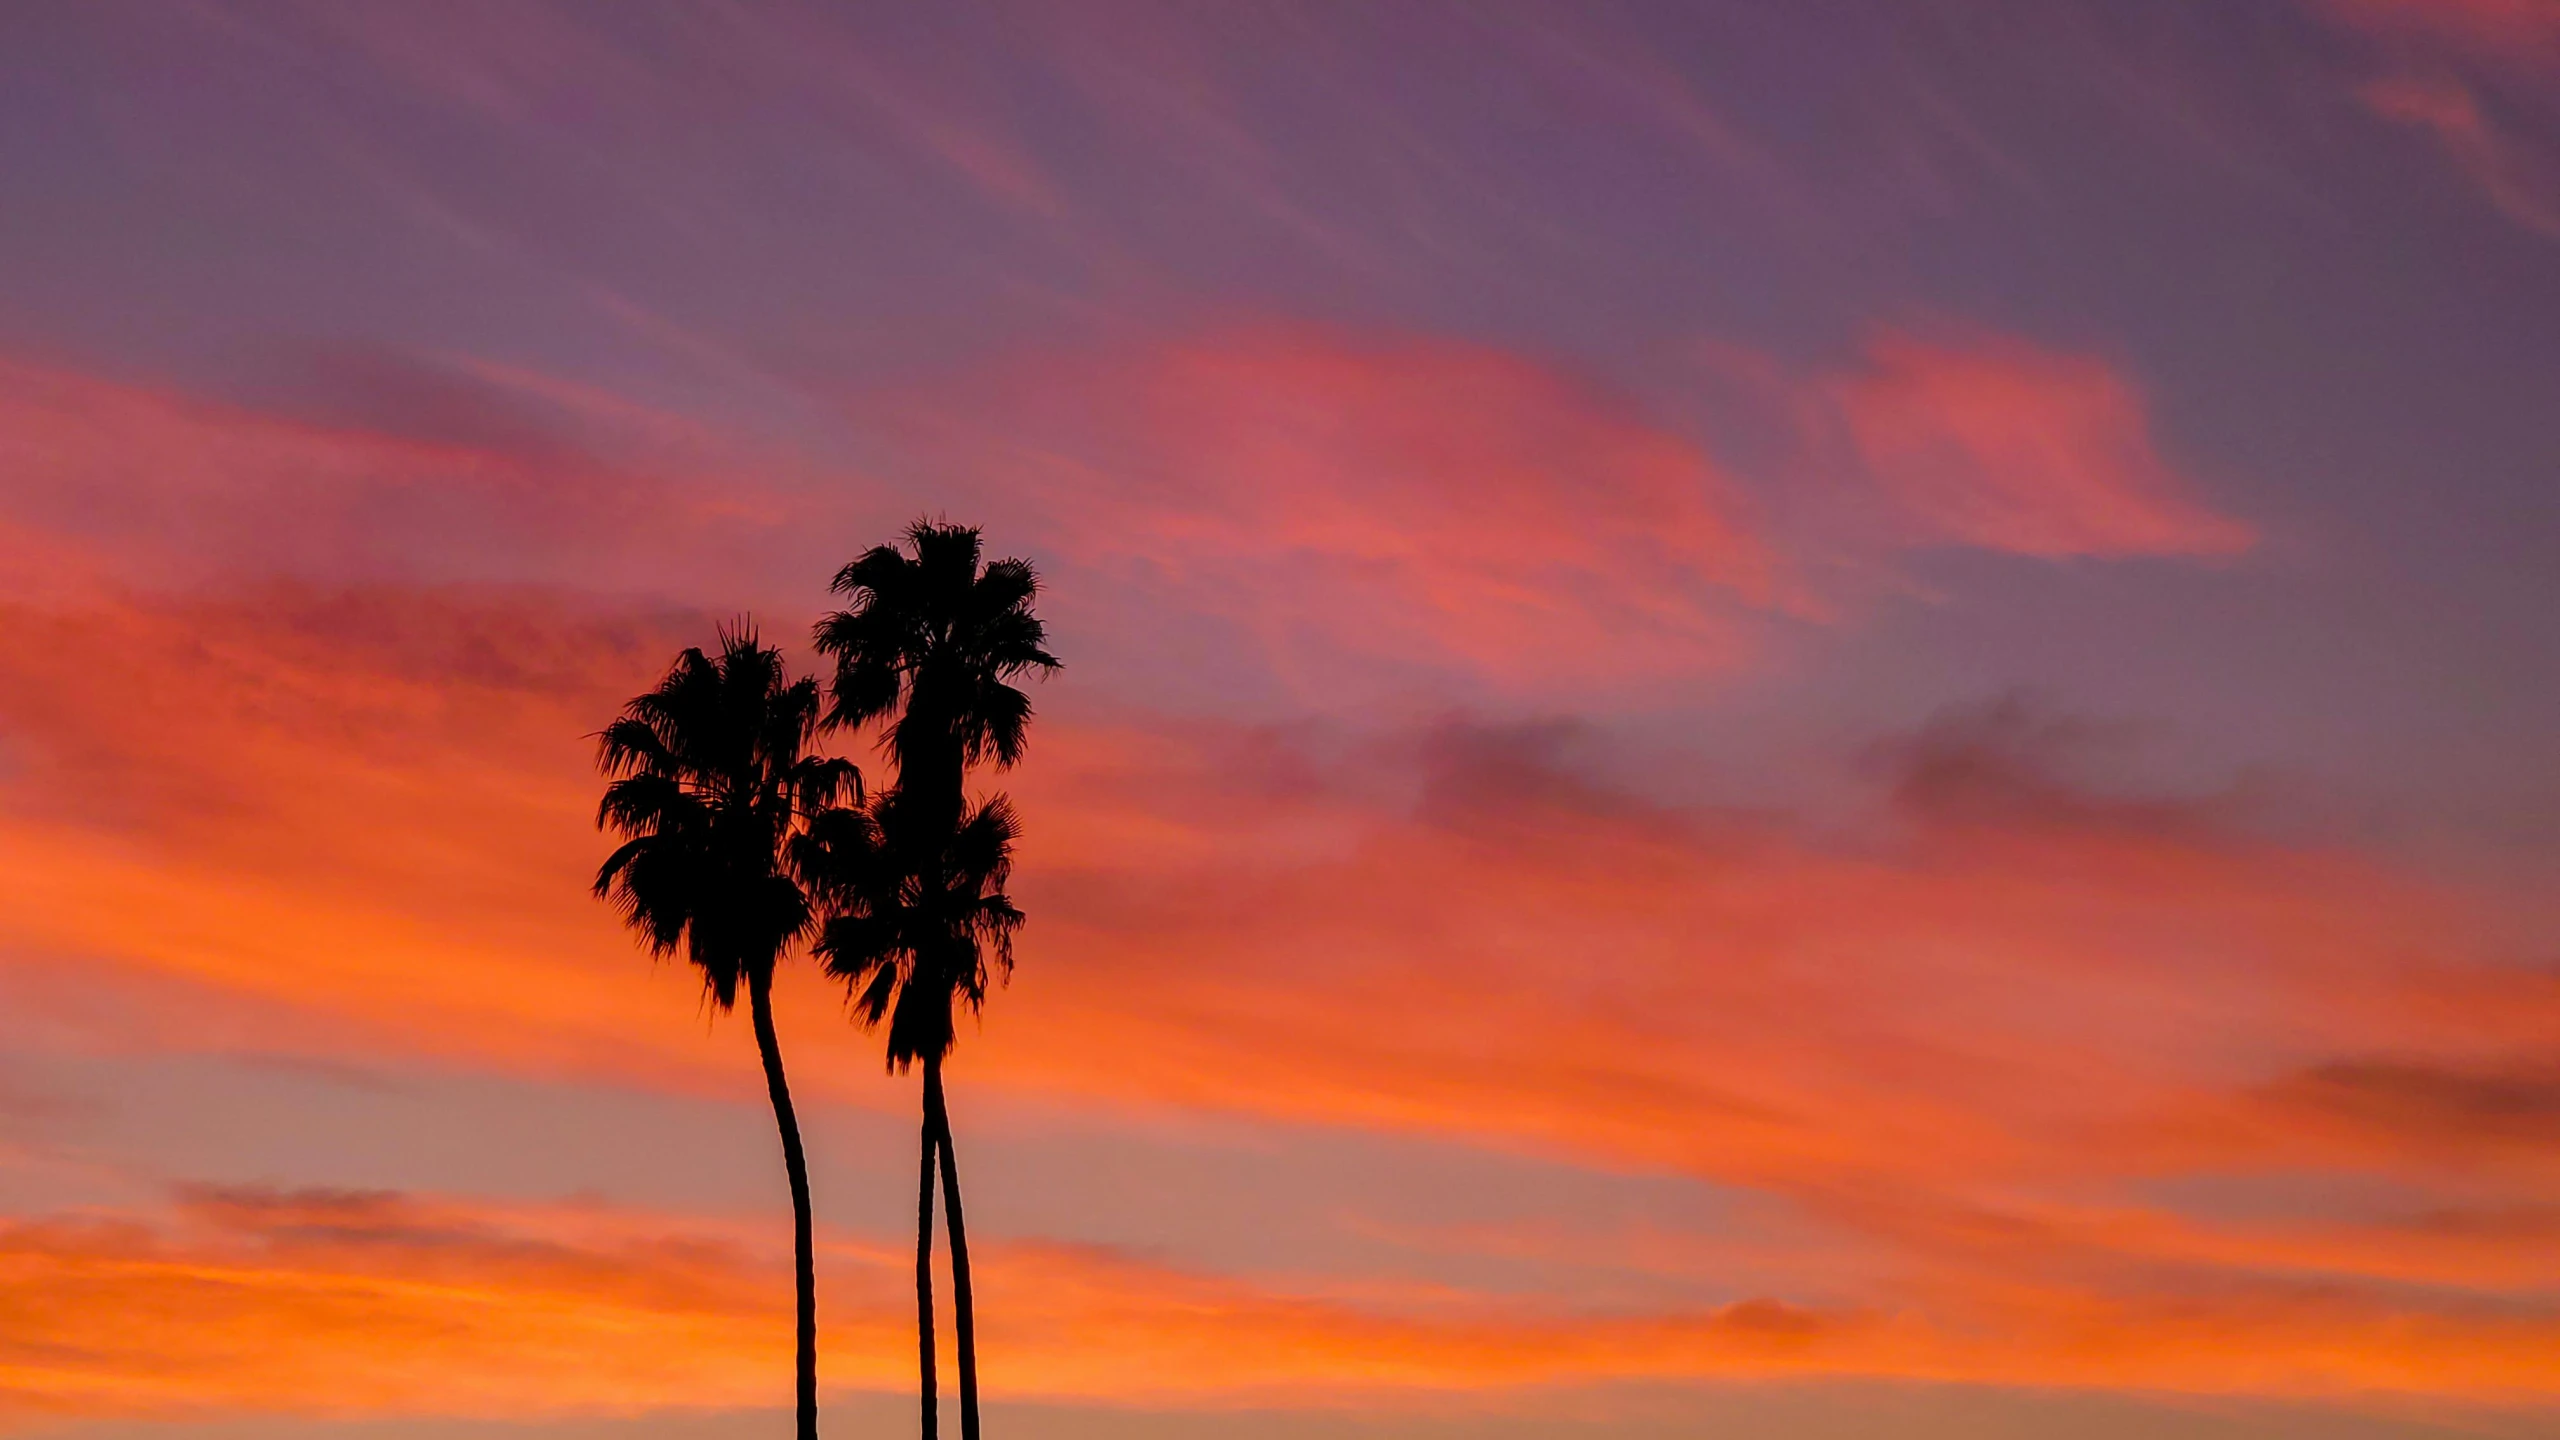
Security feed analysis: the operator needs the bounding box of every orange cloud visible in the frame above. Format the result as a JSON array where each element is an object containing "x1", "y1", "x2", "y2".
[
  {"x1": 0, "y1": 580, "x2": 914, "y2": 1106},
  {"x1": 990, "y1": 710, "x2": 2558, "y2": 1192},
  {"x1": 4, "y1": 1183, "x2": 2556, "y2": 1427},
  {"x1": 3, "y1": 575, "x2": 2550, "y2": 1174},
  {"x1": 0, "y1": 1188, "x2": 866, "y2": 1422},
  {"x1": 5, "y1": 580, "x2": 2555, "y2": 1318},
  {"x1": 0, "y1": 360, "x2": 2548, "y2": 1414},
  {"x1": 1826, "y1": 331, "x2": 2256, "y2": 560}
]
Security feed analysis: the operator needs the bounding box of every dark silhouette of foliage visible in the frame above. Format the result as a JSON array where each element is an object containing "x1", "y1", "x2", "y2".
[
  {"x1": 816, "y1": 520, "x2": 1059, "y2": 823},
  {"x1": 798, "y1": 792, "x2": 1020, "y2": 1440},
  {"x1": 594, "y1": 624, "x2": 854, "y2": 1440},
  {"x1": 801, "y1": 795, "x2": 1021, "y2": 1065},
  {"x1": 811, "y1": 522, "x2": 1052, "y2": 1440}
]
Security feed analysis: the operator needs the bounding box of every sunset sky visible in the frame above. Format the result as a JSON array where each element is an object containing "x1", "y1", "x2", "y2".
[{"x1": 4, "y1": 2, "x2": 2558, "y2": 1437}]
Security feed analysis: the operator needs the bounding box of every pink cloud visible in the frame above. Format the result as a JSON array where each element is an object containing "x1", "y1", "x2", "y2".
[
  {"x1": 2313, "y1": 0, "x2": 2560, "y2": 239},
  {"x1": 7, "y1": 327, "x2": 2255, "y2": 718},
  {"x1": 0, "y1": 356, "x2": 845, "y2": 602},
  {"x1": 944, "y1": 327, "x2": 1788, "y2": 689},
  {"x1": 2318, "y1": 0, "x2": 2560, "y2": 59},
  {"x1": 2360, "y1": 74, "x2": 2560, "y2": 236},
  {"x1": 952, "y1": 323, "x2": 2259, "y2": 672},
  {"x1": 1826, "y1": 330, "x2": 2257, "y2": 560}
]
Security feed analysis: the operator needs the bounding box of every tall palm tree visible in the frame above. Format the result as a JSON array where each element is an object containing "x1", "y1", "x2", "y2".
[
  {"x1": 814, "y1": 521, "x2": 1056, "y2": 1440},
  {"x1": 593, "y1": 625, "x2": 855, "y2": 1440}
]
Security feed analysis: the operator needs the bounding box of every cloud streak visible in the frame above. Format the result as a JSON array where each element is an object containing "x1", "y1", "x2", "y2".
[
  {"x1": 0, "y1": 356, "x2": 852, "y2": 604},
  {"x1": 5, "y1": 1181, "x2": 2556, "y2": 1427},
  {"x1": 927, "y1": 326, "x2": 1787, "y2": 689},
  {"x1": 877, "y1": 321, "x2": 2255, "y2": 698},
  {"x1": 2359, "y1": 75, "x2": 2560, "y2": 237},
  {"x1": 2317, "y1": 0, "x2": 2560, "y2": 239},
  {"x1": 1826, "y1": 330, "x2": 2256, "y2": 560}
]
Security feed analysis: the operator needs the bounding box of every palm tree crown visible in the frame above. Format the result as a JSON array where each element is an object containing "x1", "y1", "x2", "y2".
[
  {"x1": 814, "y1": 520, "x2": 1060, "y2": 810},
  {"x1": 594, "y1": 625, "x2": 858, "y2": 1006},
  {"x1": 799, "y1": 792, "x2": 1022, "y2": 1069}
]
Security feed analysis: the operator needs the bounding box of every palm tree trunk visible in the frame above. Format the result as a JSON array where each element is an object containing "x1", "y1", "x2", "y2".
[
  {"x1": 748, "y1": 969, "x2": 819, "y2": 1440},
  {"x1": 925, "y1": 1057, "x2": 980, "y2": 1440},
  {"x1": 918, "y1": 1092, "x2": 939, "y2": 1439}
]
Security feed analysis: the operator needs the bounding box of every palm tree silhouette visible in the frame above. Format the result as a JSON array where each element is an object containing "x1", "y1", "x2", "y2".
[
  {"x1": 813, "y1": 522, "x2": 1057, "y2": 1440},
  {"x1": 797, "y1": 791, "x2": 1022, "y2": 1440},
  {"x1": 817, "y1": 522, "x2": 1058, "y2": 829},
  {"x1": 593, "y1": 625, "x2": 855, "y2": 1440}
]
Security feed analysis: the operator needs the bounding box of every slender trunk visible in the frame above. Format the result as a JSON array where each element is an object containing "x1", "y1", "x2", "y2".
[
  {"x1": 918, "y1": 1086, "x2": 939, "y2": 1440},
  {"x1": 926, "y1": 1057, "x2": 980, "y2": 1440},
  {"x1": 748, "y1": 970, "x2": 819, "y2": 1440}
]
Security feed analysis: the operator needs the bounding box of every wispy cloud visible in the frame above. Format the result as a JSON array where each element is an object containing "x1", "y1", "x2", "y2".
[
  {"x1": 865, "y1": 320, "x2": 2258, "y2": 700},
  {"x1": 7, "y1": 1177, "x2": 2557, "y2": 1425},
  {"x1": 2318, "y1": 0, "x2": 2560, "y2": 59},
  {"x1": 2315, "y1": 0, "x2": 2560, "y2": 238},
  {"x1": 2359, "y1": 74, "x2": 2560, "y2": 236},
  {"x1": 929, "y1": 326, "x2": 1786, "y2": 690},
  {"x1": 1824, "y1": 329, "x2": 2256, "y2": 560},
  {"x1": 0, "y1": 357, "x2": 844, "y2": 601}
]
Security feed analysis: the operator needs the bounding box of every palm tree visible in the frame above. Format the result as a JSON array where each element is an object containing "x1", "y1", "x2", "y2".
[
  {"x1": 796, "y1": 792, "x2": 1022, "y2": 1440},
  {"x1": 593, "y1": 625, "x2": 855, "y2": 1440},
  {"x1": 813, "y1": 521, "x2": 1056, "y2": 1440}
]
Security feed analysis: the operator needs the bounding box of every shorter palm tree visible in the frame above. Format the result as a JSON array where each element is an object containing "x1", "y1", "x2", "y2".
[
  {"x1": 593, "y1": 625, "x2": 855, "y2": 1440},
  {"x1": 797, "y1": 787, "x2": 1022, "y2": 1440}
]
